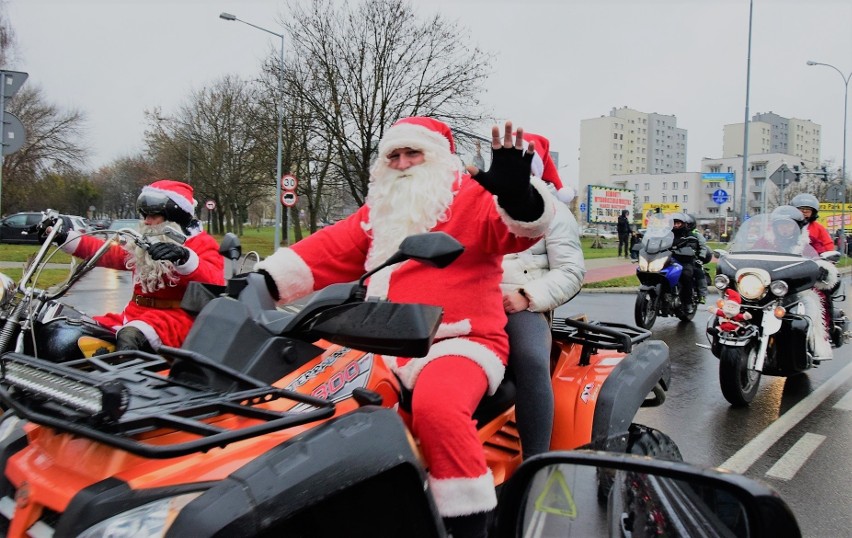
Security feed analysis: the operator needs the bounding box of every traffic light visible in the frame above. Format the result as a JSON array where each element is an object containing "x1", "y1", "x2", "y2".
[
  {"x1": 820, "y1": 166, "x2": 828, "y2": 181},
  {"x1": 793, "y1": 165, "x2": 801, "y2": 182}
]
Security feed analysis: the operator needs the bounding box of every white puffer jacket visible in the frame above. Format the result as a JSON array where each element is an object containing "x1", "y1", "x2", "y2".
[{"x1": 500, "y1": 196, "x2": 585, "y2": 312}]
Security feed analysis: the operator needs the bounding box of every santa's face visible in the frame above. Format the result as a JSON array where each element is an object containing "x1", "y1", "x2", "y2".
[
  {"x1": 386, "y1": 148, "x2": 425, "y2": 171},
  {"x1": 722, "y1": 300, "x2": 741, "y2": 318}
]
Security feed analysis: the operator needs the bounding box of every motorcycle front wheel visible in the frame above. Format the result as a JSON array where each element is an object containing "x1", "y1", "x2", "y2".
[
  {"x1": 634, "y1": 290, "x2": 657, "y2": 329},
  {"x1": 719, "y1": 344, "x2": 761, "y2": 406}
]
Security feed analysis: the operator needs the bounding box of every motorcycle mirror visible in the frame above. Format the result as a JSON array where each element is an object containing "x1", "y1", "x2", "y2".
[
  {"x1": 357, "y1": 232, "x2": 464, "y2": 289},
  {"x1": 714, "y1": 249, "x2": 728, "y2": 259},
  {"x1": 820, "y1": 250, "x2": 841, "y2": 263},
  {"x1": 218, "y1": 233, "x2": 242, "y2": 261},
  {"x1": 160, "y1": 227, "x2": 187, "y2": 245},
  {"x1": 493, "y1": 451, "x2": 801, "y2": 538}
]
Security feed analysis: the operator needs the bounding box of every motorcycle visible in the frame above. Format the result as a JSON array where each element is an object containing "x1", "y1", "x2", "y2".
[
  {"x1": 0, "y1": 232, "x2": 676, "y2": 537},
  {"x1": 0, "y1": 210, "x2": 240, "y2": 361},
  {"x1": 633, "y1": 213, "x2": 706, "y2": 329},
  {"x1": 704, "y1": 214, "x2": 849, "y2": 406}
]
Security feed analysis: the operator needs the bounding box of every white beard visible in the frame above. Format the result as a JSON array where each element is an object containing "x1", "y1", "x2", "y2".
[
  {"x1": 126, "y1": 221, "x2": 184, "y2": 293},
  {"x1": 364, "y1": 157, "x2": 459, "y2": 272}
]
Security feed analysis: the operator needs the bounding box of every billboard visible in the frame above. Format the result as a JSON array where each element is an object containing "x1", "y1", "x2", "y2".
[
  {"x1": 586, "y1": 185, "x2": 634, "y2": 224},
  {"x1": 818, "y1": 202, "x2": 852, "y2": 232}
]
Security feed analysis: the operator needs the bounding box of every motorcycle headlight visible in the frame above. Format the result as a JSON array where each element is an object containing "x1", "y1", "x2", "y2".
[
  {"x1": 76, "y1": 492, "x2": 202, "y2": 538},
  {"x1": 713, "y1": 274, "x2": 730, "y2": 290},
  {"x1": 736, "y1": 269, "x2": 770, "y2": 301},
  {"x1": 769, "y1": 280, "x2": 789, "y2": 297},
  {"x1": 0, "y1": 272, "x2": 15, "y2": 308},
  {"x1": 638, "y1": 254, "x2": 649, "y2": 272}
]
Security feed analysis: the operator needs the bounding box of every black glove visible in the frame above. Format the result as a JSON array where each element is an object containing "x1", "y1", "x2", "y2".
[
  {"x1": 148, "y1": 242, "x2": 190, "y2": 265},
  {"x1": 34, "y1": 217, "x2": 68, "y2": 246},
  {"x1": 256, "y1": 269, "x2": 281, "y2": 302},
  {"x1": 470, "y1": 145, "x2": 543, "y2": 221}
]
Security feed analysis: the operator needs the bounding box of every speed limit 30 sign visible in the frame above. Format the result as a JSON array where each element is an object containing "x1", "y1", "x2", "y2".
[{"x1": 281, "y1": 174, "x2": 298, "y2": 191}]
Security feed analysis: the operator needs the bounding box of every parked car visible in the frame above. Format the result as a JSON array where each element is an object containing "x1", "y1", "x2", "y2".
[
  {"x1": 580, "y1": 226, "x2": 618, "y2": 240},
  {"x1": 89, "y1": 218, "x2": 112, "y2": 230},
  {"x1": 107, "y1": 218, "x2": 140, "y2": 231},
  {"x1": 0, "y1": 212, "x2": 88, "y2": 244}
]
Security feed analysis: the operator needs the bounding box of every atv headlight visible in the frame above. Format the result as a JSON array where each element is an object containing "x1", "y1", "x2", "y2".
[
  {"x1": 0, "y1": 273, "x2": 15, "y2": 308},
  {"x1": 76, "y1": 492, "x2": 202, "y2": 538},
  {"x1": 736, "y1": 269, "x2": 770, "y2": 301},
  {"x1": 713, "y1": 274, "x2": 729, "y2": 290}
]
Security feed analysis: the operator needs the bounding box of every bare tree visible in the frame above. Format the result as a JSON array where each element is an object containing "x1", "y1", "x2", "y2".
[
  {"x1": 91, "y1": 156, "x2": 163, "y2": 218},
  {"x1": 280, "y1": 0, "x2": 493, "y2": 206}
]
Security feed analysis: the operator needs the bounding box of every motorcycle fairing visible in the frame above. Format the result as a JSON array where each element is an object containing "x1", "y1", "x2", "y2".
[{"x1": 717, "y1": 253, "x2": 820, "y2": 297}]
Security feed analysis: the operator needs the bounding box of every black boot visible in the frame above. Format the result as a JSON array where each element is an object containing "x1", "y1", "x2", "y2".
[
  {"x1": 115, "y1": 326, "x2": 154, "y2": 353},
  {"x1": 443, "y1": 511, "x2": 490, "y2": 538}
]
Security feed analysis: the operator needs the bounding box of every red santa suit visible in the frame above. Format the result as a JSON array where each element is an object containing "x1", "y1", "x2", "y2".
[
  {"x1": 59, "y1": 182, "x2": 224, "y2": 349},
  {"x1": 257, "y1": 117, "x2": 555, "y2": 518}
]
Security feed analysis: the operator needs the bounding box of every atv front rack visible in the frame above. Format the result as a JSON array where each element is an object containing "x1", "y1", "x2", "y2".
[
  {"x1": 551, "y1": 316, "x2": 652, "y2": 366},
  {"x1": 0, "y1": 349, "x2": 335, "y2": 459}
]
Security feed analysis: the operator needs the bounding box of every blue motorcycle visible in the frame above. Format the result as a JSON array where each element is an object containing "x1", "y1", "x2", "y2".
[{"x1": 634, "y1": 213, "x2": 702, "y2": 329}]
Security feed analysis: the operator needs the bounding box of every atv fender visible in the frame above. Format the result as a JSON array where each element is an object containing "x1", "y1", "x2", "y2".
[
  {"x1": 590, "y1": 340, "x2": 670, "y2": 453},
  {"x1": 166, "y1": 407, "x2": 444, "y2": 537}
]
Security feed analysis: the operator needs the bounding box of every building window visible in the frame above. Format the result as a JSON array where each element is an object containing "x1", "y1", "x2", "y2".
[
  {"x1": 644, "y1": 196, "x2": 650, "y2": 202},
  {"x1": 644, "y1": 183, "x2": 650, "y2": 190},
  {"x1": 673, "y1": 181, "x2": 678, "y2": 189},
  {"x1": 673, "y1": 195, "x2": 678, "y2": 202},
  {"x1": 662, "y1": 182, "x2": 667, "y2": 189},
  {"x1": 683, "y1": 195, "x2": 688, "y2": 202},
  {"x1": 684, "y1": 181, "x2": 688, "y2": 189},
  {"x1": 662, "y1": 195, "x2": 668, "y2": 202}
]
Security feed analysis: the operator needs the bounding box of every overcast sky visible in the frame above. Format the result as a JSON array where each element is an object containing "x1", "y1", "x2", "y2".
[{"x1": 6, "y1": 0, "x2": 852, "y2": 179}]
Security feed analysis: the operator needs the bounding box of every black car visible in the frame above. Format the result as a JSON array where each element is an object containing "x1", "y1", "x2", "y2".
[
  {"x1": 0, "y1": 212, "x2": 89, "y2": 244},
  {"x1": 89, "y1": 218, "x2": 112, "y2": 230}
]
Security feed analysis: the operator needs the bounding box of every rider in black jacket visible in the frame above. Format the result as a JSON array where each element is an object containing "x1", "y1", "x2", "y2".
[{"x1": 671, "y1": 213, "x2": 698, "y2": 314}]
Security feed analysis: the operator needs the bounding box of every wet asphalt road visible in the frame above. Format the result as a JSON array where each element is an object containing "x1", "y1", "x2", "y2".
[{"x1": 63, "y1": 268, "x2": 852, "y2": 536}]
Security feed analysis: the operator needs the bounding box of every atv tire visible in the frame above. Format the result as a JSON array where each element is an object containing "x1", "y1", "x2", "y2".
[{"x1": 597, "y1": 423, "x2": 683, "y2": 502}]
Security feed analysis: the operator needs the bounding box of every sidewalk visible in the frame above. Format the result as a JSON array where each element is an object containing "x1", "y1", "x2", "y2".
[{"x1": 584, "y1": 256, "x2": 637, "y2": 284}]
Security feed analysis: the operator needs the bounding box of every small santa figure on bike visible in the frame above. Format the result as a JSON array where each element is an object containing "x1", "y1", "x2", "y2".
[{"x1": 709, "y1": 289, "x2": 752, "y2": 332}]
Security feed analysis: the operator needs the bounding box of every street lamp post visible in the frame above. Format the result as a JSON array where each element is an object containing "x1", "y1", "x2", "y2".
[
  {"x1": 807, "y1": 60, "x2": 850, "y2": 244},
  {"x1": 220, "y1": 12, "x2": 286, "y2": 250}
]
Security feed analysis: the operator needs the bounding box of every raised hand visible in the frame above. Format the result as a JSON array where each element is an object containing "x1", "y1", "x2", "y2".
[{"x1": 466, "y1": 121, "x2": 535, "y2": 199}]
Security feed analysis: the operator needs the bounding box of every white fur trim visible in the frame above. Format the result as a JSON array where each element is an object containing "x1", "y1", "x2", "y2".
[
  {"x1": 389, "y1": 337, "x2": 506, "y2": 395},
  {"x1": 141, "y1": 184, "x2": 197, "y2": 216},
  {"x1": 435, "y1": 320, "x2": 472, "y2": 339},
  {"x1": 174, "y1": 249, "x2": 199, "y2": 275},
  {"x1": 530, "y1": 150, "x2": 544, "y2": 178},
  {"x1": 59, "y1": 229, "x2": 84, "y2": 254},
  {"x1": 124, "y1": 321, "x2": 162, "y2": 350},
  {"x1": 428, "y1": 469, "x2": 497, "y2": 516},
  {"x1": 377, "y1": 123, "x2": 451, "y2": 160},
  {"x1": 801, "y1": 289, "x2": 832, "y2": 359},
  {"x1": 556, "y1": 186, "x2": 576, "y2": 204},
  {"x1": 255, "y1": 248, "x2": 315, "y2": 304},
  {"x1": 813, "y1": 259, "x2": 839, "y2": 291},
  {"x1": 495, "y1": 176, "x2": 556, "y2": 238}
]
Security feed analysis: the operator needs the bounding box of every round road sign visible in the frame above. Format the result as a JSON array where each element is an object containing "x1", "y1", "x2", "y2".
[
  {"x1": 281, "y1": 174, "x2": 298, "y2": 191},
  {"x1": 205, "y1": 200, "x2": 216, "y2": 210},
  {"x1": 281, "y1": 192, "x2": 298, "y2": 207}
]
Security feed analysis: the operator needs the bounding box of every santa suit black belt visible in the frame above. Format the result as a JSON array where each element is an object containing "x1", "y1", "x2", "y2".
[{"x1": 132, "y1": 294, "x2": 183, "y2": 309}]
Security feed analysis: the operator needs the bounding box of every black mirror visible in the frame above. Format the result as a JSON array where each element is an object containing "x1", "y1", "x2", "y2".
[
  {"x1": 219, "y1": 233, "x2": 242, "y2": 261},
  {"x1": 358, "y1": 232, "x2": 464, "y2": 289},
  {"x1": 493, "y1": 451, "x2": 800, "y2": 538}
]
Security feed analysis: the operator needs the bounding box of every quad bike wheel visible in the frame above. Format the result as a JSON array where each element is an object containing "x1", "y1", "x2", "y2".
[
  {"x1": 719, "y1": 344, "x2": 761, "y2": 406},
  {"x1": 634, "y1": 291, "x2": 657, "y2": 329},
  {"x1": 597, "y1": 424, "x2": 683, "y2": 501}
]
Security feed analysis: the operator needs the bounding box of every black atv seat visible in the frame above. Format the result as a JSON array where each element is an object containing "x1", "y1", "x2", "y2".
[{"x1": 397, "y1": 375, "x2": 516, "y2": 429}]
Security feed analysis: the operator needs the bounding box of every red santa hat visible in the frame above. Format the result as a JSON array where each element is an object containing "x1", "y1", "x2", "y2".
[
  {"x1": 377, "y1": 116, "x2": 456, "y2": 159},
  {"x1": 140, "y1": 179, "x2": 197, "y2": 217},
  {"x1": 724, "y1": 289, "x2": 742, "y2": 304},
  {"x1": 523, "y1": 132, "x2": 575, "y2": 204}
]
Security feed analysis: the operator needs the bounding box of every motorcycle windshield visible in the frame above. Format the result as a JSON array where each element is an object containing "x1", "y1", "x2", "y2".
[
  {"x1": 728, "y1": 215, "x2": 818, "y2": 258},
  {"x1": 641, "y1": 213, "x2": 674, "y2": 254}
]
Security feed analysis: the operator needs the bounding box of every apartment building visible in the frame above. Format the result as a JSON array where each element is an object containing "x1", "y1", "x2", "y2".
[{"x1": 723, "y1": 112, "x2": 821, "y2": 165}]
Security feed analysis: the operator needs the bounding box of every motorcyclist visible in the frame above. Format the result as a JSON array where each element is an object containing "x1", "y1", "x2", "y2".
[
  {"x1": 790, "y1": 193, "x2": 835, "y2": 254},
  {"x1": 758, "y1": 205, "x2": 811, "y2": 255},
  {"x1": 49, "y1": 180, "x2": 224, "y2": 351},
  {"x1": 670, "y1": 213, "x2": 698, "y2": 313},
  {"x1": 683, "y1": 213, "x2": 709, "y2": 304}
]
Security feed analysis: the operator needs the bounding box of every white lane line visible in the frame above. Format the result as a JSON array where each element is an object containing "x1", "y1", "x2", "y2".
[
  {"x1": 833, "y1": 388, "x2": 852, "y2": 411},
  {"x1": 765, "y1": 433, "x2": 826, "y2": 480},
  {"x1": 721, "y1": 360, "x2": 852, "y2": 474}
]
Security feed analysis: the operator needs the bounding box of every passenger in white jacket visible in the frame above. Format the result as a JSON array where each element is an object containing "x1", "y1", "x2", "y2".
[{"x1": 500, "y1": 133, "x2": 586, "y2": 459}]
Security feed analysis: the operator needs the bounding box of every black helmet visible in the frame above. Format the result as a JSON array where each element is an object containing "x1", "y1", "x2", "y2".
[
  {"x1": 789, "y1": 193, "x2": 820, "y2": 222},
  {"x1": 770, "y1": 205, "x2": 807, "y2": 228},
  {"x1": 136, "y1": 180, "x2": 196, "y2": 231},
  {"x1": 670, "y1": 212, "x2": 687, "y2": 237},
  {"x1": 682, "y1": 213, "x2": 696, "y2": 232}
]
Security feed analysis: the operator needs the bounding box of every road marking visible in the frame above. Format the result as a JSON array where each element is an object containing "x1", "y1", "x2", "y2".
[
  {"x1": 833, "y1": 388, "x2": 852, "y2": 411},
  {"x1": 765, "y1": 433, "x2": 826, "y2": 480},
  {"x1": 721, "y1": 360, "x2": 852, "y2": 474}
]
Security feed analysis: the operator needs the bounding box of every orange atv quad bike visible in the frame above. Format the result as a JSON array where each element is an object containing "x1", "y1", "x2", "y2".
[{"x1": 0, "y1": 232, "x2": 675, "y2": 537}]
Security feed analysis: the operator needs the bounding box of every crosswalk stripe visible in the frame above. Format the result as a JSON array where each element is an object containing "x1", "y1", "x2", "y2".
[
  {"x1": 765, "y1": 433, "x2": 826, "y2": 481},
  {"x1": 833, "y1": 388, "x2": 852, "y2": 411}
]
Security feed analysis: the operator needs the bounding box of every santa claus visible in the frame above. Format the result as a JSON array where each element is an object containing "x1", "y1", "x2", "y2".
[
  {"x1": 256, "y1": 117, "x2": 555, "y2": 537},
  {"x1": 709, "y1": 289, "x2": 752, "y2": 332},
  {"x1": 57, "y1": 179, "x2": 224, "y2": 351}
]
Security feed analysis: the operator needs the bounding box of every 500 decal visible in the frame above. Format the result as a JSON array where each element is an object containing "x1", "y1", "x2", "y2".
[{"x1": 311, "y1": 355, "x2": 373, "y2": 402}]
